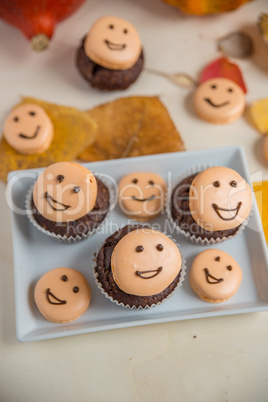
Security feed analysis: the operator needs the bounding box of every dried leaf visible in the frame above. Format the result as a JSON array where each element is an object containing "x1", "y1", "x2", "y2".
[
  {"x1": 0, "y1": 97, "x2": 97, "y2": 182},
  {"x1": 78, "y1": 96, "x2": 185, "y2": 162},
  {"x1": 258, "y1": 13, "x2": 268, "y2": 46},
  {"x1": 218, "y1": 31, "x2": 253, "y2": 59},
  {"x1": 250, "y1": 98, "x2": 268, "y2": 134},
  {"x1": 253, "y1": 181, "x2": 268, "y2": 242},
  {"x1": 199, "y1": 56, "x2": 247, "y2": 93}
]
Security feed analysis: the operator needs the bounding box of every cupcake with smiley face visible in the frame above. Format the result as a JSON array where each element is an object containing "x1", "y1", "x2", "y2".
[
  {"x1": 26, "y1": 161, "x2": 111, "y2": 241},
  {"x1": 76, "y1": 15, "x2": 144, "y2": 90},
  {"x1": 168, "y1": 166, "x2": 253, "y2": 244},
  {"x1": 94, "y1": 225, "x2": 186, "y2": 308}
]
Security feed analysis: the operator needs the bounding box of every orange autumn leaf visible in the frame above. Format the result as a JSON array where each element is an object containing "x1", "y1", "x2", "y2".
[
  {"x1": 78, "y1": 96, "x2": 185, "y2": 162},
  {"x1": 0, "y1": 97, "x2": 97, "y2": 182},
  {"x1": 199, "y1": 57, "x2": 247, "y2": 93}
]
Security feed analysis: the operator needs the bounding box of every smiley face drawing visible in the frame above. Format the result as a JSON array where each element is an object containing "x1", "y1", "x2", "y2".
[
  {"x1": 194, "y1": 77, "x2": 246, "y2": 124},
  {"x1": 34, "y1": 267, "x2": 91, "y2": 323},
  {"x1": 189, "y1": 249, "x2": 242, "y2": 303},
  {"x1": 118, "y1": 172, "x2": 166, "y2": 221},
  {"x1": 189, "y1": 166, "x2": 252, "y2": 231},
  {"x1": 3, "y1": 104, "x2": 54, "y2": 154},
  {"x1": 33, "y1": 162, "x2": 97, "y2": 223},
  {"x1": 111, "y1": 229, "x2": 182, "y2": 296},
  {"x1": 84, "y1": 16, "x2": 142, "y2": 70}
]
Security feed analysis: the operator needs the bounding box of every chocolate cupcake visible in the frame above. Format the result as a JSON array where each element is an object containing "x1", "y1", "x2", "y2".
[
  {"x1": 76, "y1": 16, "x2": 144, "y2": 91},
  {"x1": 26, "y1": 161, "x2": 112, "y2": 242},
  {"x1": 168, "y1": 166, "x2": 253, "y2": 244},
  {"x1": 94, "y1": 225, "x2": 185, "y2": 309}
]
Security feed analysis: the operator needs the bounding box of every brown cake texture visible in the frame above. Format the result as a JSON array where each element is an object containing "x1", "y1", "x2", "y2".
[
  {"x1": 94, "y1": 224, "x2": 182, "y2": 308},
  {"x1": 171, "y1": 173, "x2": 240, "y2": 240},
  {"x1": 32, "y1": 177, "x2": 110, "y2": 238},
  {"x1": 76, "y1": 37, "x2": 144, "y2": 91}
]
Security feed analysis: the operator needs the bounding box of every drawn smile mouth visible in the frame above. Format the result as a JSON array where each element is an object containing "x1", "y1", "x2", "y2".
[
  {"x1": 204, "y1": 268, "x2": 223, "y2": 284},
  {"x1": 212, "y1": 202, "x2": 242, "y2": 221},
  {"x1": 45, "y1": 192, "x2": 71, "y2": 211},
  {"x1": 104, "y1": 39, "x2": 126, "y2": 50},
  {"x1": 132, "y1": 195, "x2": 156, "y2": 202},
  {"x1": 19, "y1": 125, "x2": 40, "y2": 139},
  {"x1": 135, "y1": 266, "x2": 163, "y2": 279},
  {"x1": 204, "y1": 98, "x2": 230, "y2": 108},
  {"x1": 46, "y1": 288, "x2": 67, "y2": 305}
]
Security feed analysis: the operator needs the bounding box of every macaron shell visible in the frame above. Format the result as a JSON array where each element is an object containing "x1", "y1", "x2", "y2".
[
  {"x1": 194, "y1": 78, "x2": 246, "y2": 124},
  {"x1": 34, "y1": 267, "x2": 91, "y2": 323},
  {"x1": 84, "y1": 16, "x2": 142, "y2": 70},
  {"x1": 189, "y1": 249, "x2": 242, "y2": 303},
  {"x1": 118, "y1": 172, "x2": 166, "y2": 221},
  {"x1": 3, "y1": 103, "x2": 54, "y2": 154}
]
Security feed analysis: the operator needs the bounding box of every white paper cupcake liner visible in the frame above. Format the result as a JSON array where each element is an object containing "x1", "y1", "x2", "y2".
[
  {"x1": 92, "y1": 224, "x2": 187, "y2": 309},
  {"x1": 165, "y1": 164, "x2": 252, "y2": 245},
  {"x1": 25, "y1": 173, "x2": 115, "y2": 243}
]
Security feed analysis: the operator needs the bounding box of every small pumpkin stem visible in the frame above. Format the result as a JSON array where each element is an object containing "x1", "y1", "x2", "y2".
[{"x1": 31, "y1": 34, "x2": 50, "y2": 51}]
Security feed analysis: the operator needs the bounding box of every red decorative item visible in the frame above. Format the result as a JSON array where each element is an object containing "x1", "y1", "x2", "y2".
[
  {"x1": 0, "y1": 0, "x2": 85, "y2": 51},
  {"x1": 199, "y1": 57, "x2": 247, "y2": 93}
]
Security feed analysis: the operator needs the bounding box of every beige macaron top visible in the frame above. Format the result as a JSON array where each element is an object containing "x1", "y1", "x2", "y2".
[
  {"x1": 189, "y1": 249, "x2": 242, "y2": 302},
  {"x1": 3, "y1": 103, "x2": 54, "y2": 154},
  {"x1": 194, "y1": 78, "x2": 246, "y2": 124},
  {"x1": 34, "y1": 267, "x2": 91, "y2": 323},
  {"x1": 111, "y1": 228, "x2": 181, "y2": 297},
  {"x1": 118, "y1": 172, "x2": 166, "y2": 221},
  {"x1": 189, "y1": 166, "x2": 252, "y2": 231},
  {"x1": 84, "y1": 16, "x2": 142, "y2": 70},
  {"x1": 33, "y1": 162, "x2": 97, "y2": 223}
]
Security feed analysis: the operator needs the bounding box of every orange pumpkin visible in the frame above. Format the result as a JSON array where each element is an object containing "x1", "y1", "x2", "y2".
[{"x1": 161, "y1": 0, "x2": 252, "y2": 15}]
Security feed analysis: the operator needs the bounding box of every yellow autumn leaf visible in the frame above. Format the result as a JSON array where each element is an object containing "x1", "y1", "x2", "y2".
[{"x1": 253, "y1": 181, "x2": 268, "y2": 242}]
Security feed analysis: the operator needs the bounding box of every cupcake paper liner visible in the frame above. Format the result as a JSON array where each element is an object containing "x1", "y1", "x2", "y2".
[
  {"x1": 25, "y1": 173, "x2": 115, "y2": 243},
  {"x1": 165, "y1": 164, "x2": 252, "y2": 245},
  {"x1": 93, "y1": 225, "x2": 187, "y2": 309}
]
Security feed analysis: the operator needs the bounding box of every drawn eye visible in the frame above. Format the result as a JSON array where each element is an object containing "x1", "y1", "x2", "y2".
[
  {"x1": 213, "y1": 181, "x2": 220, "y2": 187},
  {"x1": 109, "y1": 24, "x2": 114, "y2": 29},
  {"x1": 227, "y1": 265, "x2": 232, "y2": 271},
  {"x1": 123, "y1": 28, "x2": 128, "y2": 34},
  {"x1": 62, "y1": 275, "x2": 68, "y2": 282},
  {"x1": 73, "y1": 286, "x2": 79, "y2": 293},
  {"x1": 57, "y1": 175, "x2": 64, "y2": 183},
  {"x1": 29, "y1": 111, "x2": 36, "y2": 116},
  {"x1": 132, "y1": 178, "x2": 138, "y2": 184},
  {"x1": 149, "y1": 180, "x2": 154, "y2": 186},
  {"x1": 73, "y1": 186, "x2": 80, "y2": 193},
  {"x1": 136, "y1": 245, "x2": 144, "y2": 252},
  {"x1": 156, "y1": 244, "x2": 163, "y2": 251},
  {"x1": 215, "y1": 256, "x2": 220, "y2": 262},
  {"x1": 13, "y1": 116, "x2": 19, "y2": 122},
  {"x1": 211, "y1": 84, "x2": 217, "y2": 89},
  {"x1": 227, "y1": 88, "x2": 233, "y2": 93},
  {"x1": 230, "y1": 180, "x2": 237, "y2": 188}
]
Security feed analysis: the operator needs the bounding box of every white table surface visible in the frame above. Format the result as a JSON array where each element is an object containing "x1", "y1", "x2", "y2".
[{"x1": 1, "y1": 0, "x2": 268, "y2": 401}]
